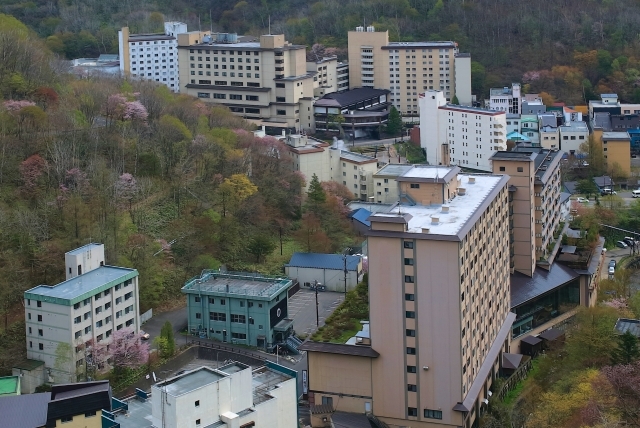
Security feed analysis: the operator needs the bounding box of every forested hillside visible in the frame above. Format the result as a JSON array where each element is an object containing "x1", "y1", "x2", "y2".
[
  {"x1": 4, "y1": 0, "x2": 640, "y2": 103},
  {"x1": 0, "y1": 14, "x2": 356, "y2": 374}
]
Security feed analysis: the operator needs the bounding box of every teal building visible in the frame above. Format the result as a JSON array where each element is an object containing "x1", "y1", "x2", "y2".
[{"x1": 182, "y1": 271, "x2": 293, "y2": 349}]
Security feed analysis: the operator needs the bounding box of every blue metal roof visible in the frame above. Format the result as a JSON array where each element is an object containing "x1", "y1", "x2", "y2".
[
  {"x1": 350, "y1": 208, "x2": 372, "y2": 227},
  {"x1": 287, "y1": 253, "x2": 360, "y2": 271}
]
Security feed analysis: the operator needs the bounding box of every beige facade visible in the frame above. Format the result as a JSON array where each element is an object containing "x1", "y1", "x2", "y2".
[
  {"x1": 54, "y1": 410, "x2": 103, "y2": 428},
  {"x1": 178, "y1": 34, "x2": 315, "y2": 131},
  {"x1": 348, "y1": 27, "x2": 469, "y2": 116},
  {"x1": 284, "y1": 135, "x2": 378, "y2": 199},
  {"x1": 491, "y1": 149, "x2": 563, "y2": 276},
  {"x1": 307, "y1": 57, "x2": 338, "y2": 97},
  {"x1": 365, "y1": 166, "x2": 513, "y2": 428}
]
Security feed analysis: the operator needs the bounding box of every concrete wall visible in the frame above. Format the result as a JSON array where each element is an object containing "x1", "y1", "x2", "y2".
[
  {"x1": 454, "y1": 55, "x2": 472, "y2": 106},
  {"x1": 307, "y1": 352, "x2": 373, "y2": 413}
]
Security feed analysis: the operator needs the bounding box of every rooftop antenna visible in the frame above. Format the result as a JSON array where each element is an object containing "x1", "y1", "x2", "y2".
[{"x1": 210, "y1": 10, "x2": 212, "y2": 33}]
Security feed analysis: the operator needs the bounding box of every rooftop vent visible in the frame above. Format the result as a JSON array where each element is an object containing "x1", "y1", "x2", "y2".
[
  {"x1": 355, "y1": 26, "x2": 364, "y2": 32},
  {"x1": 421, "y1": 228, "x2": 430, "y2": 234},
  {"x1": 431, "y1": 216, "x2": 439, "y2": 224},
  {"x1": 442, "y1": 205, "x2": 450, "y2": 213},
  {"x1": 366, "y1": 26, "x2": 375, "y2": 32},
  {"x1": 458, "y1": 187, "x2": 466, "y2": 195},
  {"x1": 468, "y1": 177, "x2": 476, "y2": 184}
]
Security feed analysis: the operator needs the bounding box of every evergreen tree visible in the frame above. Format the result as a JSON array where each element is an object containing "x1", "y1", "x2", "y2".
[
  {"x1": 307, "y1": 174, "x2": 326, "y2": 204},
  {"x1": 611, "y1": 331, "x2": 640, "y2": 365},
  {"x1": 451, "y1": 95, "x2": 460, "y2": 105},
  {"x1": 386, "y1": 106, "x2": 402, "y2": 136},
  {"x1": 160, "y1": 321, "x2": 175, "y2": 358}
]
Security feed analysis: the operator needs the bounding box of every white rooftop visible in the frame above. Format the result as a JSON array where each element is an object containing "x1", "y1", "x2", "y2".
[
  {"x1": 372, "y1": 174, "x2": 505, "y2": 236},
  {"x1": 400, "y1": 165, "x2": 455, "y2": 179}
]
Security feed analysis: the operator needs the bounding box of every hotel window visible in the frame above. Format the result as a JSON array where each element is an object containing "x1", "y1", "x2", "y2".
[
  {"x1": 231, "y1": 314, "x2": 246, "y2": 324},
  {"x1": 404, "y1": 258, "x2": 414, "y2": 266},
  {"x1": 405, "y1": 293, "x2": 415, "y2": 301},
  {"x1": 407, "y1": 365, "x2": 417, "y2": 373},
  {"x1": 405, "y1": 275, "x2": 414, "y2": 283},
  {"x1": 406, "y1": 329, "x2": 416, "y2": 337},
  {"x1": 403, "y1": 241, "x2": 413, "y2": 249},
  {"x1": 410, "y1": 183, "x2": 420, "y2": 188},
  {"x1": 408, "y1": 384, "x2": 417, "y2": 392},
  {"x1": 408, "y1": 408, "x2": 418, "y2": 417},
  {"x1": 407, "y1": 347, "x2": 416, "y2": 354},
  {"x1": 424, "y1": 409, "x2": 443, "y2": 419},
  {"x1": 406, "y1": 311, "x2": 415, "y2": 318}
]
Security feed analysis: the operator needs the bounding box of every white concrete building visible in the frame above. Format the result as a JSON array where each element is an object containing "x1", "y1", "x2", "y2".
[
  {"x1": 419, "y1": 90, "x2": 508, "y2": 172},
  {"x1": 118, "y1": 22, "x2": 187, "y2": 92},
  {"x1": 24, "y1": 244, "x2": 140, "y2": 383},
  {"x1": 151, "y1": 363, "x2": 296, "y2": 428},
  {"x1": 489, "y1": 83, "x2": 521, "y2": 114},
  {"x1": 558, "y1": 121, "x2": 589, "y2": 154}
]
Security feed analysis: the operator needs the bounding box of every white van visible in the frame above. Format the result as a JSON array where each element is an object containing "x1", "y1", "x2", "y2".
[{"x1": 633, "y1": 189, "x2": 640, "y2": 198}]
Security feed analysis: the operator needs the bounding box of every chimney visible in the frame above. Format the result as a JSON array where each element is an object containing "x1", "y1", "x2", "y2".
[
  {"x1": 441, "y1": 205, "x2": 450, "y2": 213},
  {"x1": 431, "y1": 216, "x2": 439, "y2": 224},
  {"x1": 421, "y1": 228, "x2": 430, "y2": 234},
  {"x1": 468, "y1": 177, "x2": 476, "y2": 184},
  {"x1": 458, "y1": 187, "x2": 466, "y2": 195}
]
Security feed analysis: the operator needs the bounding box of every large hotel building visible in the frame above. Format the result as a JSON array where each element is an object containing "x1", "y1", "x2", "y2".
[
  {"x1": 303, "y1": 165, "x2": 514, "y2": 428},
  {"x1": 347, "y1": 27, "x2": 472, "y2": 116}
]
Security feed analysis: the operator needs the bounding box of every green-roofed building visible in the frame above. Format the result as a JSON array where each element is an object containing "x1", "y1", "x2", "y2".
[
  {"x1": 24, "y1": 243, "x2": 140, "y2": 383},
  {"x1": 0, "y1": 375, "x2": 20, "y2": 396}
]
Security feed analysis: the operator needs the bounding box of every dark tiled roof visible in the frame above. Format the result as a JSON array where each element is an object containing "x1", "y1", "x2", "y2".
[
  {"x1": 564, "y1": 181, "x2": 577, "y2": 194},
  {"x1": 0, "y1": 392, "x2": 50, "y2": 428},
  {"x1": 331, "y1": 412, "x2": 373, "y2": 428},
  {"x1": 319, "y1": 88, "x2": 390, "y2": 108},
  {"x1": 310, "y1": 404, "x2": 334, "y2": 414},
  {"x1": 299, "y1": 341, "x2": 379, "y2": 357},
  {"x1": 510, "y1": 263, "x2": 580, "y2": 308},
  {"x1": 502, "y1": 353, "x2": 523, "y2": 370},
  {"x1": 521, "y1": 335, "x2": 542, "y2": 345},
  {"x1": 593, "y1": 176, "x2": 614, "y2": 188},
  {"x1": 539, "y1": 328, "x2": 564, "y2": 341},
  {"x1": 286, "y1": 253, "x2": 360, "y2": 271}
]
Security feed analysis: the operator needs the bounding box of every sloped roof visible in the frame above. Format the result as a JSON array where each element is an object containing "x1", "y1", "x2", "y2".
[
  {"x1": 315, "y1": 88, "x2": 390, "y2": 108},
  {"x1": 350, "y1": 208, "x2": 372, "y2": 227},
  {"x1": 299, "y1": 341, "x2": 379, "y2": 357},
  {"x1": 286, "y1": 253, "x2": 360, "y2": 271},
  {"x1": 614, "y1": 318, "x2": 640, "y2": 337},
  {"x1": 510, "y1": 262, "x2": 580, "y2": 307},
  {"x1": 0, "y1": 392, "x2": 50, "y2": 428},
  {"x1": 502, "y1": 353, "x2": 523, "y2": 370}
]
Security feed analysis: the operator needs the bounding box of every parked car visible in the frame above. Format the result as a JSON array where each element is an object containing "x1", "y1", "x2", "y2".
[
  {"x1": 140, "y1": 330, "x2": 150, "y2": 340},
  {"x1": 576, "y1": 197, "x2": 589, "y2": 203},
  {"x1": 623, "y1": 237, "x2": 636, "y2": 247},
  {"x1": 616, "y1": 241, "x2": 628, "y2": 248},
  {"x1": 601, "y1": 188, "x2": 617, "y2": 196},
  {"x1": 608, "y1": 266, "x2": 615, "y2": 275},
  {"x1": 609, "y1": 260, "x2": 616, "y2": 268},
  {"x1": 633, "y1": 189, "x2": 640, "y2": 198}
]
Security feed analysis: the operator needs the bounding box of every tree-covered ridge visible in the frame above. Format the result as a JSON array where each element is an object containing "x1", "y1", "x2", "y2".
[{"x1": 5, "y1": 0, "x2": 640, "y2": 102}]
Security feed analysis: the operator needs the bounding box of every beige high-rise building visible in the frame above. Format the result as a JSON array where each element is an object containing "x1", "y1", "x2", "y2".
[
  {"x1": 347, "y1": 27, "x2": 472, "y2": 117},
  {"x1": 491, "y1": 148, "x2": 563, "y2": 276},
  {"x1": 365, "y1": 166, "x2": 514, "y2": 428},
  {"x1": 178, "y1": 33, "x2": 315, "y2": 132}
]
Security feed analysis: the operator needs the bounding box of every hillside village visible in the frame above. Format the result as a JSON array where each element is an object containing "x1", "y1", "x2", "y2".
[{"x1": 0, "y1": 9, "x2": 640, "y2": 428}]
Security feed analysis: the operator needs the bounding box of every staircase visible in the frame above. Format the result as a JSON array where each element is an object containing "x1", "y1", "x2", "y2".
[{"x1": 285, "y1": 336, "x2": 303, "y2": 355}]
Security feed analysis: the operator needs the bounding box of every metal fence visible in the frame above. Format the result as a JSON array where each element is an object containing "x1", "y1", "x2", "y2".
[
  {"x1": 495, "y1": 356, "x2": 533, "y2": 402},
  {"x1": 140, "y1": 308, "x2": 153, "y2": 324}
]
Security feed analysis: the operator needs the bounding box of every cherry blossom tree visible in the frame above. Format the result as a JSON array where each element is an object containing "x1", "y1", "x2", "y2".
[
  {"x1": 115, "y1": 173, "x2": 138, "y2": 211},
  {"x1": 84, "y1": 338, "x2": 109, "y2": 380},
  {"x1": 110, "y1": 328, "x2": 149, "y2": 371},
  {"x1": 3, "y1": 100, "x2": 35, "y2": 112},
  {"x1": 123, "y1": 100, "x2": 149, "y2": 122}
]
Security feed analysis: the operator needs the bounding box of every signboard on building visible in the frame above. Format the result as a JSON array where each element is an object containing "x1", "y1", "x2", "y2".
[
  {"x1": 302, "y1": 370, "x2": 308, "y2": 394},
  {"x1": 269, "y1": 297, "x2": 288, "y2": 327}
]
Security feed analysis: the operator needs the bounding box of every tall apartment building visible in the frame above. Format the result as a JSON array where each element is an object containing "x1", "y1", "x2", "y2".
[
  {"x1": 491, "y1": 149, "x2": 563, "y2": 277},
  {"x1": 118, "y1": 22, "x2": 188, "y2": 92},
  {"x1": 419, "y1": 90, "x2": 507, "y2": 172},
  {"x1": 336, "y1": 61, "x2": 349, "y2": 91},
  {"x1": 306, "y1": 56, "x2": 338, "y2": 97},
  {"x1": 365, "y1": 166, "x2": 513, "y2": 427},
  {"x1": 489, "y1": 83, "x2": 521, "y2": 114},
  {"x1": 347, "y1": 27, "x2": 472, "y2": 116},
  {"x1": 23, "y1": 244, "x2": 140, "y2": 383},
  {"x1": 178, "y1": 33, "x2": 315, "y2": 133}
]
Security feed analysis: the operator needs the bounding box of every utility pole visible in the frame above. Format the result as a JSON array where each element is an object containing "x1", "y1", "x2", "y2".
[
  {"x1": 314, "y1": 280, "x2": 319, "y2": 327},
  {"x1": 343, "y1": 253, "x2": 348, "y2": 295}
]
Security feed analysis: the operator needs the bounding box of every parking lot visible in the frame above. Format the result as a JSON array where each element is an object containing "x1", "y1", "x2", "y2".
[{"x1": 288, "y1": 288, "x2": 345, "y2": 337}]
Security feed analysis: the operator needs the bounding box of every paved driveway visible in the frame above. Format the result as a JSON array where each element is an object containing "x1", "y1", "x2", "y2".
[{"x1": 140, "y1": 306, "x2": 187, "y2": 348}]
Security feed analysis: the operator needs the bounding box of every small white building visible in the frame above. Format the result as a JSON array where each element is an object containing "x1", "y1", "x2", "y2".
[
  {"x1": 419, "y1": 90, "x2": 507, "y2": 172},
  {"x1": 307, "y1": 56, "x2": 339, "y2": 97},
  {"x1": 118, "y1": 21, "x2": 186, "y2": 92},
  {"x1": 151, "y1": 363, "x2": 297, "y2": 428},
  {"x1": 489, "y1": 83, "x2": 521, "y2": 114},
  {"x1": 558, "y1": 121, "x2": 588, "y2": 154},
  {"x1": 23, "y1": 244, "x2": 140, "y2": 383},
  {"x1": 285, "y1": 253, "x2": 362, "y2": 292}
]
